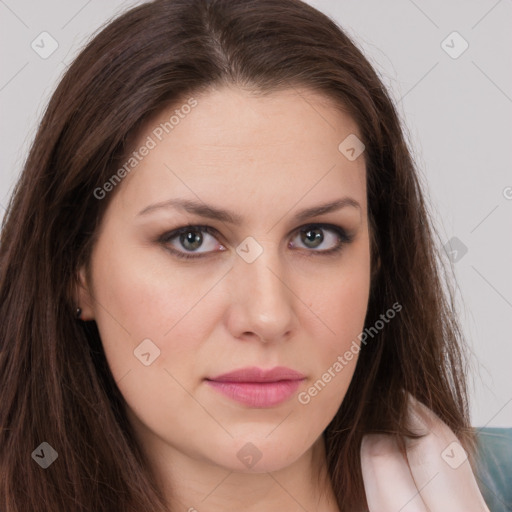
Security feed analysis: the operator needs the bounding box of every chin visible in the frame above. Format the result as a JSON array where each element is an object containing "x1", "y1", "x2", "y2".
[{"x1": 206, "y1": 435, "x2": 314, "y2": 474}]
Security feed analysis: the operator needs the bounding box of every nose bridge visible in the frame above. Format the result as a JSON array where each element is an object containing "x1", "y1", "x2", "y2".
[{"x1": 230, "y1": 236, "x2": 295, "y2": 340}]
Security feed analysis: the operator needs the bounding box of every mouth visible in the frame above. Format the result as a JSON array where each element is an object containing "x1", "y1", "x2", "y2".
[{"x1": 205, "y1": 366, "x2": 306, "y2": 408}]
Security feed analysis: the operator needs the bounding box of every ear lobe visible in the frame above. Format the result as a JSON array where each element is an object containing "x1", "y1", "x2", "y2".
[{"x1": 75, "y1": 266, "x2": 95, "y2": 321}]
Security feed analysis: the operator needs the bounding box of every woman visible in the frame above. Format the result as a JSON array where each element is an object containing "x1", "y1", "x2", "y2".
[{"x1": 0, "y1": 0, "x2": 490, "y2": 510}]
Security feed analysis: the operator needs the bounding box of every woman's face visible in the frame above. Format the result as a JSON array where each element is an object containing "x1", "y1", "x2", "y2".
[{"x1": 78, "y1": 85, "x2": 371, "y2": 474}]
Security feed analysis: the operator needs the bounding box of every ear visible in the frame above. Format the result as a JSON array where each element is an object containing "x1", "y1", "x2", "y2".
[{"x1": 75, "y1": 266, "x2": 95, "y2": 321}]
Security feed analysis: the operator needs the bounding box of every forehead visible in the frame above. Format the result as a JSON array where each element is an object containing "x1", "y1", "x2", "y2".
[{"x1": 112, "y1": 86, "x2": 367, "y2": 219}]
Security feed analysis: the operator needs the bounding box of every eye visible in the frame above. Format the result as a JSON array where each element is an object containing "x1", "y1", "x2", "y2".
[
  {"x1": 289, "y1": 224, "x2": 352, "y2": 255},
  {"x1": 159, "y1": 225, "x2": 225, "y2": 259},
  {"x1": 159, "y1": 223, "x2": 353, "y2": 260}
]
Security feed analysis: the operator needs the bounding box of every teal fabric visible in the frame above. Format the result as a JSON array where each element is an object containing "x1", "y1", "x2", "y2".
[{"x1": 475, "y1": 427, "x2": 512, "y2": 511}]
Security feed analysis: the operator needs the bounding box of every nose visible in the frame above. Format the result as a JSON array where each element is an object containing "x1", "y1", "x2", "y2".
[{"x1": 225, "y1": 241, "x2": 296, "y2": 344}]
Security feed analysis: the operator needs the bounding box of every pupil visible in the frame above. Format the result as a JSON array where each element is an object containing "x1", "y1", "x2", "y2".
[
  {"x1": 303, "y1": 228, "x2": 323, "y2": 248},
  {"x1": 182, "y1": 230, "x2": 202, "y2": 250}
]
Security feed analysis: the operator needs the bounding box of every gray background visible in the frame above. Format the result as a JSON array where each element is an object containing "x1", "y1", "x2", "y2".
[{"x1": 0, "y1": 0, "x2": 510, "y2": 427}]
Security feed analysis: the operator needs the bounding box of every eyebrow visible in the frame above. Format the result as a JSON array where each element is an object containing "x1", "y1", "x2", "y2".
[{"x1": 137, "y1": 197, "x2": 361, "y2": 224}]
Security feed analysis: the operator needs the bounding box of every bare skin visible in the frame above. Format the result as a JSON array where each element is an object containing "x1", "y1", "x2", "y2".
[{"x1": 76, "y1": 85, "x2": 488, "y2": 511}]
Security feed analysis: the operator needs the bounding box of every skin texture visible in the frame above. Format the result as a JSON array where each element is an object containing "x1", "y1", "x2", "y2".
[
  {"x1": 77, "y1": 85, "x2": 370, "y2": 511},
  {"x1": 76, "y1": 85, "x2": 491, "y2": 511}
]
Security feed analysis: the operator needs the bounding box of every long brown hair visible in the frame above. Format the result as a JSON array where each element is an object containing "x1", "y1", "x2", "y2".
[{"x1": 0, "y1": 0, "x2": 476, "y2": 510}]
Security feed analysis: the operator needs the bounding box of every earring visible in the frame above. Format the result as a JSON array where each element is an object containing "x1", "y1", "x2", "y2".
[{"x1": 75, "y1": 307, "x2": 82, "y2": 319}]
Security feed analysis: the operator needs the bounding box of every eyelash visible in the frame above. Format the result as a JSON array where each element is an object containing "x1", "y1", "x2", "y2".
[{"x1": 158, "y1": 223, "x2": 354, "y2": 260}]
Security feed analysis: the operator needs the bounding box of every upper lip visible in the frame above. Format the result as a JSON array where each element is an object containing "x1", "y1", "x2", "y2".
[{"x1": 207, "y1": 366, "x2": 306, "y2": 383}]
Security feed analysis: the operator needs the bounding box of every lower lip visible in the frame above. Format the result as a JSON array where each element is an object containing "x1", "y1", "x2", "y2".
[{"x1": 205, "y1": 379, "x2": 303, "y2": 408}]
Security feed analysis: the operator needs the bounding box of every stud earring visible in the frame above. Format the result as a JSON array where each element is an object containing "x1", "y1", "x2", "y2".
[{"x1": 75, "y1": 307, "x2": 82, "y2": 319}]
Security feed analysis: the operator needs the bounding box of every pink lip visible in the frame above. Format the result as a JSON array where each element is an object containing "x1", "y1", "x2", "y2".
[{"x1": 205, "y1": 366, "x2": 306, "y2": 408}]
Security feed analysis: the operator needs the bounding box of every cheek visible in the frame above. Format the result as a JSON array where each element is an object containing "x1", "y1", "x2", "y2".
[
  {"x1": 88, "y1": 233, "x2": 220, "y2": 382},
  {"x1": 88, "y1": 239, "x2": 218, "y2": 437},
  {"x1": 298, "y1": 239, "x2": 370, "y2": 399},
  {"x1": 306, "y1": 236, "x2": 371, "y2": 349},
  {"x1": 295, "y1": 271, "x2": 369, "y2": 421}
]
